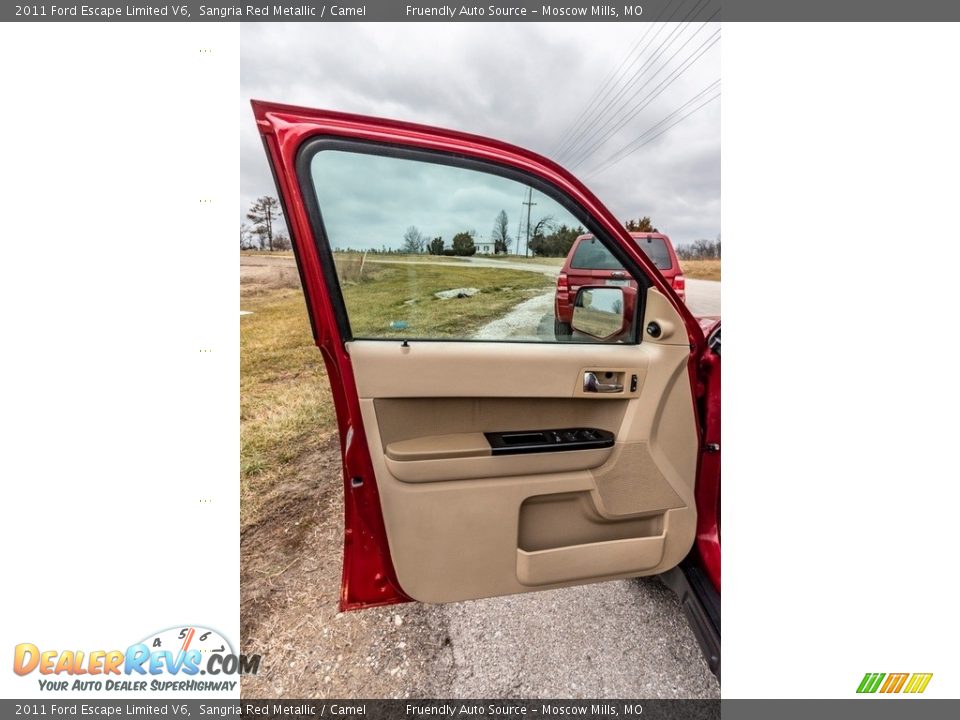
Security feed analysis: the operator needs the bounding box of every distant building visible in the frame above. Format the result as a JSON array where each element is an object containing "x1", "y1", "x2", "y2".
[{"x1": 475, "y1": 240, "x2": 495, "y2": 255}]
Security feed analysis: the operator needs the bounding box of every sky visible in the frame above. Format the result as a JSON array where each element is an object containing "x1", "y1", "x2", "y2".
[
  {"x1": 239, "y1": 22, "x2": 720, "y2": 248},
  {"x1": 311, "y1": 150, "x2": 580, "y2": 252}
]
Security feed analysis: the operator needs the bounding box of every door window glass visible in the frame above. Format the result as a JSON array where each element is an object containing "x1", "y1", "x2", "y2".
[{"x1": 309, "y1": 148, "x2": 639, "y2": 343}]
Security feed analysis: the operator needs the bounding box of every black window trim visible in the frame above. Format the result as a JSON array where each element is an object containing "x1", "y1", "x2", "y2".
[{"x1": 294, "y1": 135, "x2": 652, "y2": 345}]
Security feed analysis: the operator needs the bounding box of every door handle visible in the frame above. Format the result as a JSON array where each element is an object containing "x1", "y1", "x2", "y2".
[{"x1": 583, "y1": 372, "x2": 623, "y2": 393}]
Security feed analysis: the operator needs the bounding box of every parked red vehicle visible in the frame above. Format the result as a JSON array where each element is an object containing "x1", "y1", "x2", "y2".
[
  {"x1": 555, "y1": 232, "x2": 686, "y2": 338},
  {"x1": 253, "y1": 100, "x2": 720, "y2": 678}
]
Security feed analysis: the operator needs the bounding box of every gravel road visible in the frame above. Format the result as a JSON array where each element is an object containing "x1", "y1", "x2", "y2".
[{"x1": 435, "y1": 581, "x2": 718, "y2": 697}]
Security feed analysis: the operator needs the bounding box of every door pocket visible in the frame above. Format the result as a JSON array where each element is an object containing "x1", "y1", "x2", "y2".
[
  {"x1": 518, "y1": 537, "x2": 666, "y2": 586},
  {"x1": 516, "y1": 491, "x2": 666, "y2": 585}
]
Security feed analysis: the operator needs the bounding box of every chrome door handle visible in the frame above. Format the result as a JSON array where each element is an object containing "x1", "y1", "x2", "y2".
[{"x1": 583, "y1": 372, "x2": 623, "y2": 393}]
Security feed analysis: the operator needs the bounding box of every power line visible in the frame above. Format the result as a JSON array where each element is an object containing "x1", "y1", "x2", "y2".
[
  {"x1": 549, "y1": 14, "x2": 666, "y2": 158},
  {"x1": 586, "y1": 90, "x2": 720, "y2": 180},
  {"x1": 557, "y1": 17, "x2": 691, "y2": 164},
  {"x1": 566, "y1": 22, "x2": 720, "y2": 171},
  {"x1": 557, "y1": 0, "x2": 716, "y2": 166},
  {"x1": 565, "y1": 18, "x2": 720, "y2": 169},
  {"x1": 554, "y1": 0, "x2": 711, "y2": 163},
  {"x1": 587, "y1": 80, "x2": 719, "y2": 176},
  {"x1": 551, "y1": 0, "x2": 689, "y2": 159}
]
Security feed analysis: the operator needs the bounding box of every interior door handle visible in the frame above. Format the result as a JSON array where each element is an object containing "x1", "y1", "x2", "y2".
[{"x1": 583, "y1": 372, "x2": 623, "y2": 393}]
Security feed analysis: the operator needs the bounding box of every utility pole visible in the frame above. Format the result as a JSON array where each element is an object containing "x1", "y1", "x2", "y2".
[
  {"x1": 516, "y1": 206, "x2": 523, "y2": 257},
  {"x1": 522, "y1": 187, "x2": 537, "y2": 257}
]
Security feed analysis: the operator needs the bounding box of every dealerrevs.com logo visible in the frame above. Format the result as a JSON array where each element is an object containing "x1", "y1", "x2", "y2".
[
  {"x1": 13, "y1": 626, "x2": 261, "y2": 693},
  {"x1": 857, "y1": 672, "x2": 933, "y2": 694}
]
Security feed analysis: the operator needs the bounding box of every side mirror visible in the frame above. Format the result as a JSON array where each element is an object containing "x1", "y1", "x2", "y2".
[{"x1": 571, "y1": 286, "x2": 635, "y2": 340}]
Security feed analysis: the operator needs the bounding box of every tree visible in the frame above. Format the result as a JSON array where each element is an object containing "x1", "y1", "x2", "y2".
[
  {"x1": 239, "y1": 222, "x2": 257, "y2": 250},
  {"x1": 625, "y1": 216, "x2": 657, "y2": 233},
  {"x1": 451, "y1": 231, "x2": 477, "y2": 256},
  {"x1": 401, "y1": 225, "x2": 425, "y2": 254},
  {"x1": 427, "y1": 236, "x2": 444, "y2": 255},
  {"x1": 273, "y1": 232, "x2": 292, "y2": 251},
  {"x1": 528, "y1": 223, "x2": 584, "y2": 257},
  {"x1": 527, "y1": 216, "x2": 556, "y2": 254},
  {"x1": 491, "y1": 210, "x2": 511, "y2": 254},
  {"x1": 247, "y1": 196, "x2": 282, "y2": 251},
  {"x1": 676, "y1": 238, "x2": 721, "y2": 260}
]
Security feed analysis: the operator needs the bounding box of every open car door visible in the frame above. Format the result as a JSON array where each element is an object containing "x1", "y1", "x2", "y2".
[{"x1": 253, "y1": 101, "x2": 711, "y2": 611}]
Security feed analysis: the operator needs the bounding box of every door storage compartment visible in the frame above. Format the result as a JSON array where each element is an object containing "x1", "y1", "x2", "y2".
[
  {"x1": 516, "y1": 491, "x2": 666, "y2": 585},
  {"x1": 517, "y1": 535, "x2": 666, "y2": 586}
]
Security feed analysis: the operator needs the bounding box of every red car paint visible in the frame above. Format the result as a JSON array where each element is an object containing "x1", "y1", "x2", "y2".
[
  {"x1": 697, "y1": 318, "x2": 721, "y2": 592},
  {"x1": 252, "y1": 100, "x2": 719, "y2": 609},
  {"x1": 555, "y1": 232, "x2": 685, "y2": 332}
]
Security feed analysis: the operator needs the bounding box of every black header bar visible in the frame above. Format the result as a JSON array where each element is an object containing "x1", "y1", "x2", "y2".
[{"x1": 6, "y1": 0, "x2": 960, "y2": 22}]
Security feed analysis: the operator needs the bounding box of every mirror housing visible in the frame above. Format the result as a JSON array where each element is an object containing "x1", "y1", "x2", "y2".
[{"x1": 571, "y1": 285, "x2": 637, "y2": 341}]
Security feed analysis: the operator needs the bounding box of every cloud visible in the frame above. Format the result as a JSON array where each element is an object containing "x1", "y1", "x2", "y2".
[{"x1": 240, "y1": 22, "x2": 720, "y2": 246}]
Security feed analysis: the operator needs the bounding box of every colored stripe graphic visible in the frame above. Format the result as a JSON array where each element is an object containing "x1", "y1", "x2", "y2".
[
  {"x1": 857, "y1": 673, "x2": 885, "y2": 693},
  {"x1": 857, "y1": 672, "x2": 932, "y2": 694},
  {"x1": 904, "y1": 673, "x2": 933, "y2": 694},
  {"x1": 880, "y1": 673, "x2": 909, "y2": 693}
]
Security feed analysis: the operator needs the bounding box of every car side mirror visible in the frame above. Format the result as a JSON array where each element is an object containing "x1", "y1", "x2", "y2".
[{"x1": 571, "y1": 286, "x2": 634, "y2": 340}]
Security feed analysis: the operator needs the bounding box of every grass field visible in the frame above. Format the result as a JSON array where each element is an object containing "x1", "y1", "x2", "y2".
[
  {"x1": 240, "y1": 287, "x2": 334, "y2": 529},
  {"x1": 680, "y1": 259, "x2": 721, "y2": 281},
  {"x1": 479, "y1": 255, "x2": 567, "y2": 266},
  {"x1": 240, "y1": 260, "x2": 550, "y2": 528},
  {"x1": 341, "y1": 263, "x2": 550, "y2": 338}
]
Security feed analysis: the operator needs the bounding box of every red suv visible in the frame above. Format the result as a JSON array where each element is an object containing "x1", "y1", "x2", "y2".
[{"x1": 554, "y1": 232, "x2": 685, "y2": 337}]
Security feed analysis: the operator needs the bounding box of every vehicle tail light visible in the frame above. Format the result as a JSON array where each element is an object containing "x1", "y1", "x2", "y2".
[
  {"x1": 672, "y1": 274, "x2": 685, "y2": 296},
  {"x1": 557, "y1": 273, "x2": 569, "y2": 301}
]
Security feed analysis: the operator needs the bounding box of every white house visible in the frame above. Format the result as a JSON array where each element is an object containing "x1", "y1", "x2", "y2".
[{"x1": 474, "y1": 240, "x2": 495, "y2": 254}]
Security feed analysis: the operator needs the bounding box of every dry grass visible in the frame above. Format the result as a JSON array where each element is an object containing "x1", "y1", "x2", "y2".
[
  {"x1": 240, "y1": 287, "x2": 334, "y2": 529},
  {"x1": 241, "y1": 250, "x2": 295, "y2": 258},
  {"x1": 679, "y1": 259, "x2": 721, "y2": 281}
]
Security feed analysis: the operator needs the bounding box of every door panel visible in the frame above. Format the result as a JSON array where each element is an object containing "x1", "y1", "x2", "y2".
[
  {"x1": 252, "y1": 100, "x2": 706, "y2": 610},
  {"x1": 350, "y1": 289, "x2": 697, "y2": 603}
]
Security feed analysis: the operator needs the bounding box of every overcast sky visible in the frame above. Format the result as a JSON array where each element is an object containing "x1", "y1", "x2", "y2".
[{"x1": 239, "y1": 22, "x2": 720, "y2": 247}]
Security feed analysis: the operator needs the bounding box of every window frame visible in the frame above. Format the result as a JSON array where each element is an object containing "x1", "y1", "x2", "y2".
[{"x1": 295, "y1": 136, "x2": 651, "y2": 345}]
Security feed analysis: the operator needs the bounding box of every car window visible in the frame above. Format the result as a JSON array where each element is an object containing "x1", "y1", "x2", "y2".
[
  {"x1": 571, "y1": 236, "x2": 673, "y2": 271},
  {"x1": 635, "y1": 237, "x2": 673, "y2": 270},
  {"x1": 570, "y1": 238, "x2": 625, "y2": 270},
  {"x1": 308, "y1": 148, "x2": 639, "y2": 343}
]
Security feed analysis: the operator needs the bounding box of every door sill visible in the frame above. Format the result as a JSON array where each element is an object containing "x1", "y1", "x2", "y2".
[{"x1": 660, "y1": 559, "x2": 720, "y2": 681}]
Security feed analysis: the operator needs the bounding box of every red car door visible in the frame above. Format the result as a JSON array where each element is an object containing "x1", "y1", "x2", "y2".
[{"x1": 253, "y1": 100, "x2": 714, "y2": 610}]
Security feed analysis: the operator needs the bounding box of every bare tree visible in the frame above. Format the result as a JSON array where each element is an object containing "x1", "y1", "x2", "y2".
[
  {"x1": 401, "y1": 225, "x2": 425, "y2": 254},
  {"x1": 247, "y1": 196, "x2": 282, "y2": 251},
  {"x1": 491, "y1": 210, "x2": 511, "y2": 254},
  {"x1": 676, "y1": 238, "x2": 721, "y2": 260},
  {"x1": 239, "y1": 222, "x2": 257, "y2": 250},
  {"x1": 273, "y1": 232, "x2": 292, "y2": 251}
]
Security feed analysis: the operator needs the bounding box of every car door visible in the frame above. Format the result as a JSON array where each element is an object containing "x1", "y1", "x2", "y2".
[{"x1": 252, "y1": 100, "x2": 709, "y2": 611}]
